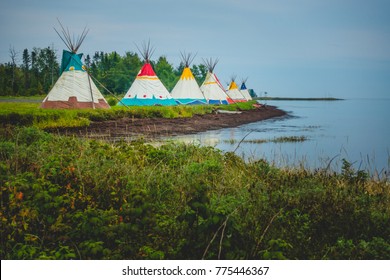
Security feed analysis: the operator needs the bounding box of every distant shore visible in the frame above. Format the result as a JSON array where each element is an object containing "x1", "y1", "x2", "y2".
[
  {"x1": 50, "y1": 105, "x2": 286, "y2": 140},
  {"x1": 255, "y1": 97, "x2": 343, "y2": 101}
]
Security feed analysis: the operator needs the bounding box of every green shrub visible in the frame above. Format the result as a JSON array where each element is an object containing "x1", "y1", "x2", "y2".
[{"x1": 1, "y1": 128, "x2": 388, "y2": 260}]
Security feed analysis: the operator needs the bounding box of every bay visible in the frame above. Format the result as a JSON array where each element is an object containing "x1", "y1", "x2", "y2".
[{"x1": 168, "y1": 98, "x2": 390, "y2": 178}]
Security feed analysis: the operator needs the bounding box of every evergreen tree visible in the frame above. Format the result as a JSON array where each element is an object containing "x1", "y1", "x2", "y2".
[
  {"x1": 22, "y1": 49, "x2": 31, "y2": 92},
  {"x1": 154, "y1": 56, "x2": 178, "y2": 91},
  {"x1": 9, "y1": 46, "x2": 18, "y2": 94},
  {"x1": 84, "y1": 54, "x2": 91, "y2": 68}
]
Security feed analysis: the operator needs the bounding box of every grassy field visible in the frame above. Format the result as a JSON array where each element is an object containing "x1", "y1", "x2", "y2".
[
  {"x1": 0, "y1": 100, "x2": 256, "y2": 130},
  {"x1": 0, "y1": 95, "x2": 46, "y2": 102}
]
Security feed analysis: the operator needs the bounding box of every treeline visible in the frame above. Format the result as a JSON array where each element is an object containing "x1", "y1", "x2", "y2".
[
  {"x1": 0, "y1": 46, "x2": 59, "y2": 96},
  {"x1": 0, "y1": 47, "x2": 208, "y2": 96}
]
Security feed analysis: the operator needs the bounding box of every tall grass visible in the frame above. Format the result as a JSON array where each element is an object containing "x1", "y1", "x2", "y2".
[
  {"x1": 224, "y1": 135, "x2": 308, "y2": 144},
  {"x1": 0, "y1": 127, "x2": 388, "y2": 260}
]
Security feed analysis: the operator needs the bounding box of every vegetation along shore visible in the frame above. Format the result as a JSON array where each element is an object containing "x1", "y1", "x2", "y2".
[
  {"x1": 255, "y1": 97, "x2": 344, "y2": 101},
  {"x1": 1, "y1": 124, "x2": 389, "y2": 260}
]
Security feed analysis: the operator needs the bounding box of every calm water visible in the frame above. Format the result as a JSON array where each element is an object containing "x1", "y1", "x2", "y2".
[{"x1": 168, "y1": 98, "x2": 390, "y2": 177}]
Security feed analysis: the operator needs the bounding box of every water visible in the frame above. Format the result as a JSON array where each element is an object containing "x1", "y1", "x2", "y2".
[{"x1": 167, "y1": 98, "x2": 390, "y2": 177}]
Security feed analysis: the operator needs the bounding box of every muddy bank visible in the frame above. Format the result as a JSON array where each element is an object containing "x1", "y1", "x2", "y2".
[{"x1": 52, "y1": 105, "x2": 286, "y2": 140}]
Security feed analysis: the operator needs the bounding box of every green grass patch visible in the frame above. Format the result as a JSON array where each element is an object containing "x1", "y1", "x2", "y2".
[
  {"x1": 0, "y1": 101, "x2": 256, "y2": 129},
  {"x1": 0, "y1": 95, "x2": 46, "y2": 102},
  {"x1": 217, "y1": 100, "x2": 258, "y2": 111},
  {"x1": 224, "y1": 135, "x2": 308, "y2": 144}
]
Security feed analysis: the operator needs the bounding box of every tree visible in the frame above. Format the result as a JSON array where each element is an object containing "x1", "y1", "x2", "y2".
[
  {"x1": 22, "y1": 49, "x2": 31, "y2": 92},
  {"x1": 35, "y1": 46, "x2": 59, "y2": 92},
  {"x1": 191, "y1": 64, "x2": 207, "y2": 86},
  {"x1": 249, "y1": 89, "x2": 257, "y2": 98},
  {"x1": 30, "y1": 48, "x2": 39, "y2": 91},
  {"x1": 0, "y1": 64, "x2": 9, "y2": 96},
  {"x1": 114, "y1": 51, "x2": 142, "y2": 94},
  {"x1": 154, "y1": 56, "x2": 178, "y2": 91},
  {"x1": 84, "y1": 54, "x2": 91, "y2": 68},
  {"x1": 175, "y1": 62, "x2": 185, "y2": 77},
  {"x1": 9, "y1": 46, "x2": 18, "y2": 94}
]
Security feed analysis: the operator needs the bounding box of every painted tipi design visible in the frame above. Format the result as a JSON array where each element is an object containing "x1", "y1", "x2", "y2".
[
  {"x1": 120, "y1": 41, "x2": 176, "y2": 106},
  {"x1": 41, "y1": 22, "x2": 110, "y2": 109},
  {"x1": 200, "y1": 58, "x2": 229, "y2": 105},
  {"x1": 171, "y1": 52, "x2": 206, "y2": 105},
  {"x1": 226, "y1": 76, "x2": 247, "y2": 103},
  {"x1": 240, "y1": 78, "x2": 252, "y2": 101}
]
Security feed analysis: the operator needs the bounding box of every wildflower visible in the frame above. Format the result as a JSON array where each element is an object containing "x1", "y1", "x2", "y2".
[{"x1": 16, "y1": 192, "x2": 23, "y2": 200}]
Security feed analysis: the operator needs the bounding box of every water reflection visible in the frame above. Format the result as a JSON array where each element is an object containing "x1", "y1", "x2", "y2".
[{"x1": 165, "y1": 99, "x2": 390, "y2": 178}]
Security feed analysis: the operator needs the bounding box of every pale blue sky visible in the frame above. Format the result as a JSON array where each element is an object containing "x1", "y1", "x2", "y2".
[{"x1": 1, "y1": 0, "x2": 389, "y2": 98}]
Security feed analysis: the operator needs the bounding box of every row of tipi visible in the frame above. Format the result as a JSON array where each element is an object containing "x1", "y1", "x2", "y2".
[{"x1": 41, "y1": 25, "x2": 252, "y2": 109}]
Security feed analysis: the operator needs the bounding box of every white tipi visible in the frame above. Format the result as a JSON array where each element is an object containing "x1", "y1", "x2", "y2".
[
  {"x1": 240, "y1": 78, "x2": 252, "y2": 101},
  {"x1": 226, "y1": 76, "x2": 247, "y2": 103},
  {"x1": 200, "y1": 58, "x2": 229, "y2": 105},
  {"x1": 41, "y1": 21, "x2": 110, "y2": 109},
  {"x1": 119, "y1": 41, "x2": 176, "y2": 106},
  {"x1": 171, "y1": 52, "x2": 206, "y2": 105}
]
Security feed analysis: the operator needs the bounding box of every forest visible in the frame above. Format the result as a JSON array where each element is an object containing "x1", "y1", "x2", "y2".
[{"x1": 0, "y1": 46, "x2": 208, "y2": 97}]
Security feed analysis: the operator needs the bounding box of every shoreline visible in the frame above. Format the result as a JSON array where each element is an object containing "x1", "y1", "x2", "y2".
[
  {"x1": 255, "y1": 97, "x2": 343, "y2": 101},
  {"x1": 52, "y1": 105, "x2": 286, "y2": 140}
]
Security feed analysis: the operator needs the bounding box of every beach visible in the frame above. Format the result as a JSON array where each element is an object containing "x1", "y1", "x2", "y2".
[{"x1": 52, "y1": 105, "x2": 286, "y2": 140}]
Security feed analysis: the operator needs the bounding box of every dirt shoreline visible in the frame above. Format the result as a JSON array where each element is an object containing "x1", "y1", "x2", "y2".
[{"x1": 53, "y1": 105, "x2": 286, "y2": 140}]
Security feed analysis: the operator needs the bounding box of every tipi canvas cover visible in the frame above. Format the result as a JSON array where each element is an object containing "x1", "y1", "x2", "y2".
[
  {"x1": 200, "y1": 58, "x2": 229, "y2": 105},
  {"x1": 120, "y1": 63, "x2": 176, "y2": 106},
  {"x1": 226, "y1": 77, "x2": 246, "y2": 103},
  {"x1": 120, "y1": 42, "x2": 176, "y2": 106},
  {"x1": 240, "y1": 78, "x2": 252, "y2": 101},
  {"x1": 41, "y1": 22, "x2": 109, "y2": 109},
  {"x1": 41, "y1": 51, "x2": 110, "y2": 109},
  {"x1": 171, "y1": 53, "x2": 206, "y2": 105}
]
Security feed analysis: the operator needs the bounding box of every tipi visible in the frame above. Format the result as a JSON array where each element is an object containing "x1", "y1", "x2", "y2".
[
  {"x1": 119, "y1": 41, "x2": 176, "y2": 106},
  {"x1": 200, "y1": 58, "x2": 229, "y2": 105},
  {"x1": 41, "y1": 22, "x2": 110, "y2": 109},
  {"x1": 171, "y1": 52, "x2": 207, "y2": 105},
  {"x1": 226, "y1": 76, "x2": 247, "y2": 103},
  {"x1": 240, "y1": 78, "x2": 252, "y2": 101}
]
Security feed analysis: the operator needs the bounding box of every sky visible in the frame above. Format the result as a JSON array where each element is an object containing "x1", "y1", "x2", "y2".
[{"x1": 1, "y1": 0, "x2": 389, "y2": 98}]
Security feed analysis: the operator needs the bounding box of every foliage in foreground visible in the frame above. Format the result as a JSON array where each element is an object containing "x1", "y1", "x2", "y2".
[{"x1": 1, "y1": 127, "x2": 389, "y2": 260}]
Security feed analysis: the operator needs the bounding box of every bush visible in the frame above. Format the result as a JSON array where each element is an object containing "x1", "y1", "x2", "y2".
[
  {"x1": 106, "y1": 97, "x2": 118, "y2": 107},
  {"x1": 1, "y1": 128, "x2": 388, "y2": 259}
]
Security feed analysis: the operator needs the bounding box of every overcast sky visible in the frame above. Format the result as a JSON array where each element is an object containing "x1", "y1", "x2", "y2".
[{"x1": 1, "y1": 0, "x2": 389, "y2": 98}]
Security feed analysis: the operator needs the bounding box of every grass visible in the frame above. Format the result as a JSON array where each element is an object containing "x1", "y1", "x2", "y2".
[
  {"x1": 224, "y1": 135, "x2": 308, "y2": 144},
  {"x1": 0, "y1": 127, "x2": 388, "y2": 260},
  {"x1": 0, "y1": 101, "x2": 258, "y2": 130},
  {"x1": 0, "y1": 95, "x2": 46, "y2": 102}
]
